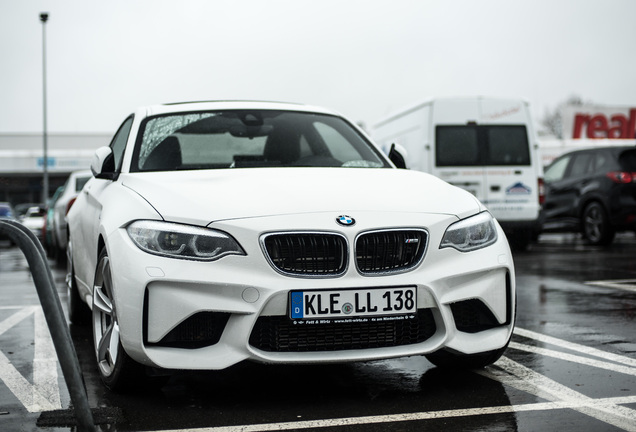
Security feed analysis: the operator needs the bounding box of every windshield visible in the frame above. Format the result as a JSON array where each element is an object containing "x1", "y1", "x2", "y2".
[
  {"x1": 436, "y1": 125, "x2": 531, "y2": 167},
  {"x1": 131, "y1": 110, "x2": 389, "y2": 172}
]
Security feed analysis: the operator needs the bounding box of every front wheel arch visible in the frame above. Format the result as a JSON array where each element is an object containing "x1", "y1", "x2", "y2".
[{"x1": 92, "y1": 248, "x2": 143, "y2": 391}]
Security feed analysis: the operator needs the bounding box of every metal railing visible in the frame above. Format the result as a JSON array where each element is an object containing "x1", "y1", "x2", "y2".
[{"x1": 0, "y1": 219, "x2": 95, "y2": 432}]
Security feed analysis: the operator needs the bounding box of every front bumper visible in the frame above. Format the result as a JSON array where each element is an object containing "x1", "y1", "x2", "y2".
[{"x1": 104, "y1": 211, "x2": 516, "y2": 370}]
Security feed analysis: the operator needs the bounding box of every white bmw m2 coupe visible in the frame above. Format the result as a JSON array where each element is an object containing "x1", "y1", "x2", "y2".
[{"x1": 66, "y1": 101, "x2": 515, "y2": 390}]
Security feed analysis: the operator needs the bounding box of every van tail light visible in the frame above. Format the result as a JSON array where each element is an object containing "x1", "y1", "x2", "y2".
[
  {"x1": 65, "y1": 197, "x2": 77, "y2": 215},
  {"x1": 537, "y1": 178, "x2": 545, "y2": 205},
  {"x1": 606, "y1": 172, "x2": 636, "y2": 184}
]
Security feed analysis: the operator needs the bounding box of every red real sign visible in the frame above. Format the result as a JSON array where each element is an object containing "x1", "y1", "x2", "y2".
[{"x1": 563, "y1": 105, "x2": 636, "y2": 139}]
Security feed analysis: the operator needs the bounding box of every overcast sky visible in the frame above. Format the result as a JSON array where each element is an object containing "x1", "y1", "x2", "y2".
[{"x1": 1, "y1": 0, "x2": 635, "y2": 134}]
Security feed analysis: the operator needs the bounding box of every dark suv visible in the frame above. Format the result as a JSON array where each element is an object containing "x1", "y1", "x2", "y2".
[{"x1": 542, "y1": 146, "x2": 636, "y2": 246}]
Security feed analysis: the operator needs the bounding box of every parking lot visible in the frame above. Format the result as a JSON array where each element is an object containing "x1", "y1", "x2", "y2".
[{"x1": 1, "y1": 233, "x2": 635, "y2": 432}]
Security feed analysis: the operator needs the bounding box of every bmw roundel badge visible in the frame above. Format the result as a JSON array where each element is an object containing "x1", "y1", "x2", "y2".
[{"x1": 336, "y1": 215, "x2": 355, "y2": 226}]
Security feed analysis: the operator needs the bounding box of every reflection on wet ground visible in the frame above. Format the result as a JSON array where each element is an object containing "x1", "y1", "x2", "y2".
[{"x1": 1, "y1": 234, "x2": 635, "y2": 431}]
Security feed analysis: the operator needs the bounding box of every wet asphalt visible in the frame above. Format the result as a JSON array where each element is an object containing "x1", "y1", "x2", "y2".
[{"x1": 1, "y1": 233, "x2": 635, "y2": 432}]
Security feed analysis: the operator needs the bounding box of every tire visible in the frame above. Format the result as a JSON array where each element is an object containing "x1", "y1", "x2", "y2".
[
  {"x1": 92, "y1": 249, "x2": 142, "y2": 391},
  {"x1": 582, "y1": 202, "x2": 615, "y2": 246},
  {"x1": 425, "y1": 333, "x2": 512, "y2": 370},
  {"x1": 66, "y1": 237, "x2": 90, "y2": 325}
]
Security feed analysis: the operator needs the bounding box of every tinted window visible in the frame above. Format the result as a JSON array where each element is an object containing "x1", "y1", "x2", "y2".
[
  {"x1": 487, "y1": 127, "x2": 530, "y2": 165},
  {"x1": 569, "y1": 153, "x2": 593, "y2": 177},
  {"x1": 110, "y1": 116, "x2": 133, "y2": 171},
  {"x1": 544, "y1": 155, "x2": 571, "y2": 183},
  {"x1": 619, "y1": 149, "x2": 636, "y2": 171},
  {"x1": 436, "y1": 125, "x2": 530, "y2": 166},
  {"x1": 132, "y1": 110, "x2": 388, "y2": 171},
  {"x1": 590, "y1": 151, "x2": 612, "y2": 172}
]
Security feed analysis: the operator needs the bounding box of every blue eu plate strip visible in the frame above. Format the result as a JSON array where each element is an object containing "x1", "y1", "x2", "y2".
[{"x1": 291, "y1": 292, "x2": 304, "y2": 319}]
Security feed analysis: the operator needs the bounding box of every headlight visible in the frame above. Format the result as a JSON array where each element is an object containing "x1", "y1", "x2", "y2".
[
  {"x1": 440, "y1": 211, "x2": 498, "y2": 252},
  {"x1": 127, "y1": 220, "x2": 245, "y2": 261}
]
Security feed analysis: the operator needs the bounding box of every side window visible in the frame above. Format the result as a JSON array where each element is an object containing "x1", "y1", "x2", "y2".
[
  {"x1": 569, "y1": 153, "x2": 592, "y2": 178},
  {"x1": 110, "y1": 116, "x2": 134, "y2": 172},
  {"x1": 544, "y1": 156, "x2": 571, "y2": 183}
]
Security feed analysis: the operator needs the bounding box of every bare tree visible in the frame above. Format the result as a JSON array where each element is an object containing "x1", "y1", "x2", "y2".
[{"x1": 541, "y1": 95, "x2": 586, "y2": 138}]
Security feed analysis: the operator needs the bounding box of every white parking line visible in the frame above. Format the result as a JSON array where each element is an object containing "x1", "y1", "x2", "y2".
[
  {"x1": 514, "y1": 327, "x2": 636, "y2": 368},
  {"x1": 161, "y1": 327, "x2": 636, "y2": 432},
  {"x1": 161, "y1": 395, "x2": 636, "y2": 432},
  {"x1": 585, "y1": 279, "x2": 636, "y2": 293},
  {"x1": 508, "y1": 342, "x2": 636, "y2": 376},
  {"x1": 33, "y1": 308, "x2": 61, "y2": 409},
  {"x1": 481, "y1": 356, "x2": 636, "y2": 432},
  {"x1": 0, "y1": 306, "x2": 62, "y2": 412},
  {"x1": 2, "y1": 314, "x2": 635, "y2": 431}
]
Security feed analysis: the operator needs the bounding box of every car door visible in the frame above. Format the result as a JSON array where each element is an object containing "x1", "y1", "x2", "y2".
[
  {"x1": 544, "y1": 152, "x2": 592, "y2": 225},
  {"x1": 74, "y1": 117, "x2": 133, "y2": 291}
]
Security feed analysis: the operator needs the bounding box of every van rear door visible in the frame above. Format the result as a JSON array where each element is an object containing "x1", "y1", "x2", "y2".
[
  {"x1": 434, "y1": 123, "x2": 537, "y2": 222},
  {"x1": 434, "y1": 124, "x2": 487, "y2": 200}
]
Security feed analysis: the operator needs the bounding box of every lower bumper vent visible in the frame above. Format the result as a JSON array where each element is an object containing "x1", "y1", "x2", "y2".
[
  {"x1": 450, "y1": 299, "x2": 500, "y2": 333},
  {"x1": 149, "y1": 312, "x2": 230, "y2": 349},
  {"x1": 249, "y1": 309, "x2": 436, "y2": 352}
]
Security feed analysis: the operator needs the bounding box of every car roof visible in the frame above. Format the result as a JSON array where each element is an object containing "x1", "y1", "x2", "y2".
[
  {"x1": 561, "y1": 145, "x2": 636, "y2": 158},
  {"x1": 138, "y1": 100, "x2": 341, "y2": 118}
]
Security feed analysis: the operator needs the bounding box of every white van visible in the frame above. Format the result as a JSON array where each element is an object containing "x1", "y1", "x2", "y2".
[{"x1": 374, "y1": 96, "x2": 544, "y2": 249}]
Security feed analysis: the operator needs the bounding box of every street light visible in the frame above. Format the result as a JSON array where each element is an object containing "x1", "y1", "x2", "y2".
[{"x1": 40, "y1": 12, "x2": 49, "y2": 204}]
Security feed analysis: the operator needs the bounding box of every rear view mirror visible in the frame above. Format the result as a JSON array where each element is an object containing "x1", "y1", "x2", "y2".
[
  {"x1": 389, "y1": 143, "x2": 408, "y2": 169},
  {"x1": 91, "y1": 146, "x2": 116, "y2": 179}
]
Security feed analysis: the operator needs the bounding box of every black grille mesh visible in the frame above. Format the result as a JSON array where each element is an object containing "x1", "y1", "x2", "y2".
[
  {"x1": 263, "y1": 230, "x2": 427, "y2": 276},
  {"x1": 356, "y1": 230, "x2": 427, "y2": 273},
  {"x1": 263, "y1": 233, "x2": 347, "y2": 275},
  {"x1": 249, "y1": 309, "x2": 436, "y2": 352}
]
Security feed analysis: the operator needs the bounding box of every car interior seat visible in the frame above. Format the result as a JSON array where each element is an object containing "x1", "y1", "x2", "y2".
[
  {"x1": 143, "y1": 136, "x2": 182, "y2": 171},
  {"x1": 263, "y1": 125, "x2": 301, "y2": 165}
]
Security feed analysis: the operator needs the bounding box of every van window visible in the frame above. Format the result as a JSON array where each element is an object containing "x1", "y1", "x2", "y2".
[
  {"x1": 487, "y1": 127, "x2": 531, "y2": 165},
  {"x1": 436, "y1": 125, "x2": 530, "y2": 167},
  {"x1": 435, "y1": 127, "x2": 479, "y2": 166}
]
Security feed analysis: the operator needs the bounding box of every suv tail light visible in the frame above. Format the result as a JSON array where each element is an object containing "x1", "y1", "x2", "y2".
[
  {"x1": 537, "y1": 178, "x2": 545, "y2": 205},
  {"x1": 606, "y1": 172, "x2": 636, "y2": 184}
]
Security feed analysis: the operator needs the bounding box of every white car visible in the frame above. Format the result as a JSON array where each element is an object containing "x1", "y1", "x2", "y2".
[
  {"x1": 52, "y1": 169, "x2": 92, "y2": 260},
  {"x1": 20, "y1": 205, "x2": 46, "y2": 241},
  {"x1": 66, "y1": 101, "x2": 516, "y2": 391}
]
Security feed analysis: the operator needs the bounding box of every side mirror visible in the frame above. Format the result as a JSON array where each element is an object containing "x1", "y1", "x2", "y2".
[
  {"x1": 91, "y1": 146, "x2": 116, "y2": 179},
  {"x1": 389, "y1": 143, "x2": 408, "y2": 169}
]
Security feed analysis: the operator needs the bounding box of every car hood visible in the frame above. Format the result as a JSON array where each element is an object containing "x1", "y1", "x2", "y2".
[{"x1": 120, "y1": 168, "x2": 482, "y2": 225}]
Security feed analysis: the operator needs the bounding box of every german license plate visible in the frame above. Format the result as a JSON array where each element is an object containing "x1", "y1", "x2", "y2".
[{"x1": 289, "y1": 287, "x2": 416, "y2": 320}]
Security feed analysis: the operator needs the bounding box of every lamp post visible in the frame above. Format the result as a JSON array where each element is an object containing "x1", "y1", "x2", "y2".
[{"x1": 40, "y1": 12, "x2": 49, "y2": 204}]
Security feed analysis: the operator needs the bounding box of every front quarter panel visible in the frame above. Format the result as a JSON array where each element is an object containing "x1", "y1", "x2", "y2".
[{"x1": 69, "y1": 175, "x2": 161, "y2": 299}]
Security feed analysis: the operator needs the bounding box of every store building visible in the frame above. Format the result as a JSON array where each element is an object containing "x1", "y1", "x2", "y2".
[{"x1": 0, "y1": 133, "x2": 110, "y2": 205}]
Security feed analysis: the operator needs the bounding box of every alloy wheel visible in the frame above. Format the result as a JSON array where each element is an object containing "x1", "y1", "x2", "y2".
[
  {"x1": 584, "y1": 205, "x2": 603, "y2": 243},
  {"x1": 92, "y1": 254, "x2": 120, "y2": 377}
]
